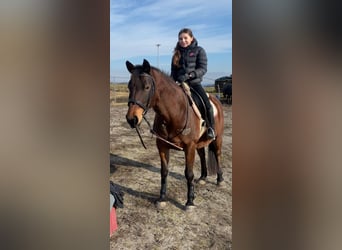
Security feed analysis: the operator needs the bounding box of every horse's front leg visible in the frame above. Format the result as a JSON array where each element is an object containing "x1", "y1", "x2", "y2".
[
  {"x1": 184, "y1": 144, "x2": 196, "y2": 208},
  {"x1": 156, "y1": 142, "x2": 169, "y2": 207}
]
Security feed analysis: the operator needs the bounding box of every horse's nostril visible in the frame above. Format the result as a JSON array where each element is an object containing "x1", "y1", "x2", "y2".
[
  {"x1": 133, "y1": 116, "x2": 138, "y2": 125},
  {"x1": 126, "y1": 115, "x2": 138, "y2": 128}
]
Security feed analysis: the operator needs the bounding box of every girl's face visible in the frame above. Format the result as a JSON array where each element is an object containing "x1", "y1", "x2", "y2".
[{"x1": 178, "y1": 33, "x2": 193, "y2": 48}]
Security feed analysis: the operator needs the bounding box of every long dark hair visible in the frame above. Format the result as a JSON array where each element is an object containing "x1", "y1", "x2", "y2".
[{"x1": 172, "y1": 28, "x2": 194, "y2": 67}]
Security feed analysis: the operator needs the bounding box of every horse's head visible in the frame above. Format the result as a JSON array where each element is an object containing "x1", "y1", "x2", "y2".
[{"x1": 125, "y1": 59, "x2": 155, "y2": 128}]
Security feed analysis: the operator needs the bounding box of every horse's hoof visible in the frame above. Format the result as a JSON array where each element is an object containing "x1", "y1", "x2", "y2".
[
  {"x1": 198, "y1": 179, "x2": 206, "y2": 185},
  {"x1": 185, "y1": 205, "x2": 195, "y2": 212},
  {"x1": 195, "y1": 177, "x2": 206, "y2": 185},
  {"x1": 217, "y1": 181, "x2": 226, "y2": 188},
  {"x1": 156, "y1": 201, "x2": 167, "y2": 209}
]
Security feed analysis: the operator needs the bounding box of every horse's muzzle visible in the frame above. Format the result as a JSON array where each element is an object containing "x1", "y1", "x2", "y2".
[{"x1": 126, "y1": 115, "x2": 138, "y2": 128}]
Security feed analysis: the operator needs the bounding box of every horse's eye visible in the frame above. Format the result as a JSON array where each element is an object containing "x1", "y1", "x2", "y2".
[{"x1": 145, "y1": 85, "x2": 150, "y2": 90}]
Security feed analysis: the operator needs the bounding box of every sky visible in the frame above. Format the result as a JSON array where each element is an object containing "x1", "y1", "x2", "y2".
[{"x1": 110, "y1": 0, "x2": 232, "y2": 85}]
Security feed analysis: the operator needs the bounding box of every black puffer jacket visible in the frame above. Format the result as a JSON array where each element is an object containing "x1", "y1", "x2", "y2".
[{"x1": 171, "y1": 39, "x2": 207, "y2": 86}]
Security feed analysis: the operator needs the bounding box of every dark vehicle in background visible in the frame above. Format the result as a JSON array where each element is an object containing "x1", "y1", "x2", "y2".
[{"x1": 215, "y1": 75, "x2": 232, "y2": 104}]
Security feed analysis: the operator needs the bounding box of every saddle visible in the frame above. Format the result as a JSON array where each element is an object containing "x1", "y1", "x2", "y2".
[
  {"x1": 180, "y1": 82, "x2": 210, "y2": 118},
  {"x1": 179, "y1": 82, "x2": 209, "y2": 137}
]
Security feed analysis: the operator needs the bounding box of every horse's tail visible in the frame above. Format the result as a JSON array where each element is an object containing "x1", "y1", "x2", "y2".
[{"x1": 207, "y1": 141, "x2": 219, "y2": 176}]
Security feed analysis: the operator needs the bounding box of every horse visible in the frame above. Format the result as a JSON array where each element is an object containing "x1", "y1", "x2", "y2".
[
  {"x1": 223, "y1": 83, "x2": 232, "y2": 104},
  {"x1": 125, "y1": 59, "x2": 224, "y2": 210}
]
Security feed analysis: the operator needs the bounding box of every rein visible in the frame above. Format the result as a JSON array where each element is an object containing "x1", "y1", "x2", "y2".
[
  {"x1": 143, "y1": 115, "x2": 184, "y2": 151},
  {"x1": 135, "y1": 126, "x2": 147, "y2": 149},
  {"x1": 141, "y1": 89, "x2": 190, "y2": 151}
]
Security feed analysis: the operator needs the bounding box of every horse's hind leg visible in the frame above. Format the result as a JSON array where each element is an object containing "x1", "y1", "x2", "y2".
[
  {"x1": 196, "y1": 147, "x2": 207, "y2": 184},
  {"x1": 207, "y1": 139, "x2": 224, "y2": 185},
  {"x1": 184, "y1": 144, "x2": 196, "y2": 208},
  {"x1": 213, "y1": 139, "x2": 224, "y2": 185}
]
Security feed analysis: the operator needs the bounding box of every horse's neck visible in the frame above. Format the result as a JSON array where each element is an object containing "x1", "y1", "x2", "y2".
[{"x1": 152, "y1": 73, "x2": 187, "y2": 124}]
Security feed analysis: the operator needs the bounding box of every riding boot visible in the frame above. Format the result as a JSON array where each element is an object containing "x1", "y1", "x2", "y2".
[{"x1": 207, "y1": 106, "x2": 215, "y2": 139}]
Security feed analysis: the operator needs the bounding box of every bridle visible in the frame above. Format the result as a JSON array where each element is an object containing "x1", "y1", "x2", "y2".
[{"x1": 127, "y1": 72, "x2": 155, "y2": 116}]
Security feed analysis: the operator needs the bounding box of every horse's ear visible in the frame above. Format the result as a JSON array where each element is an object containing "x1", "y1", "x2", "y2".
[
  {"x1": 142, "y1": 59, "x2": 151, "y2": 73},
  {"x1": 126, "y1": 60, "x2": 134, "y2": 73}
]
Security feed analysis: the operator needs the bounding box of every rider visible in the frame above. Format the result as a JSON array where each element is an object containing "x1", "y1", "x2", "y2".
[{"x1": 171, "y1": 28, "x2": 215, "y2": 139}]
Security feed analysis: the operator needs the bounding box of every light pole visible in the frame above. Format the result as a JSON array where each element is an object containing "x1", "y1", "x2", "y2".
[{"x1": 156, "y1": 44, "x2": 161, "y2": 68}]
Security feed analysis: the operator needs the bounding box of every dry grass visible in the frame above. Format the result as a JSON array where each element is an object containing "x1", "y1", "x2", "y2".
[{"x1": 110, "y1": 84, "x2": 129, "y2": 104}]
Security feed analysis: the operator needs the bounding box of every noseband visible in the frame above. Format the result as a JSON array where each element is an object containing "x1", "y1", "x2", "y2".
[{"x1": 128, "y1": 73, "x2": 155, "y2": 115}]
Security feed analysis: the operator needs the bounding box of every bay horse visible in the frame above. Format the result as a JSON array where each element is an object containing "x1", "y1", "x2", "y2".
[{"x1": 125, "y1": 59, "x2": 224, "y2": 210}]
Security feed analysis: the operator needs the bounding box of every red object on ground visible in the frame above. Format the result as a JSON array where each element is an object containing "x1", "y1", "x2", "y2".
[{"x1": 110, "y1": 207, "x2": 118, "y2": 236}]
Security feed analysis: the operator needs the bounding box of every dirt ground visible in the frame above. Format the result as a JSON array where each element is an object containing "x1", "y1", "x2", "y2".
[{"x1": 110, "y1": 102, "x2": 232, "y2": 250}]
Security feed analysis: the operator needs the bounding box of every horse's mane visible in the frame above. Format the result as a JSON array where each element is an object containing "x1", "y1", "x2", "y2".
[
  {"x1": 150, "y1": 66, "x2": 177, "y2": 85},
  {"x1": 132, "y1": 64, "x2": 177, "y2": 86}
]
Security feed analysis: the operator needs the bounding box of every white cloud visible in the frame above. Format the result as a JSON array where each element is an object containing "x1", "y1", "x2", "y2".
[{"x1": 110, "y1": 0, "x2": 232, "y2": 80}]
